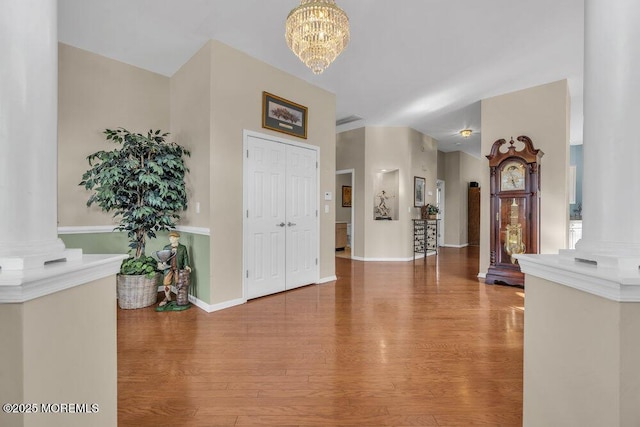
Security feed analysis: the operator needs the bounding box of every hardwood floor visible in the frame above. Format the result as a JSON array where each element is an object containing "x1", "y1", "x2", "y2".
[
  {"x1": 335, "y1": 247, "x2": 351, "y2": 259},
  {"x1": 118, "y1": 246, "x2": 524, "y2": 426}
]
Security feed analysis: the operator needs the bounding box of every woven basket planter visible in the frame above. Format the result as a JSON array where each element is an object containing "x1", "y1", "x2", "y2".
[{"x1": 116, "y1": 273, "x2": 159, "y2": 309}]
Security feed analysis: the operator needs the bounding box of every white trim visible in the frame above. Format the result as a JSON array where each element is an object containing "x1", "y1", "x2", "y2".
[
  {"x1": 477, "y1": 272, "x2": 487, "y2": 279},
  {"x1": 156, "y1": 284, "x2": 246, "y2": 313},
  {"x1": 175, "y1": 226, "x2": 210, "y2": 236},
  {"x1": 58, "y1": 225, "x2": 116, "y2": 234},
  {"x1": 351, "y1": 253, "x2": 436, "y2": 262},
  {"x1": 187, "y1": 296, "x2": 245, "y2": 313},
  {"x1": 442, "y1": 243, "x2": 469, "y2": 248},
  {"x1": 199, "y1": 297, "x2": 246, "y2": 313},
  {"x1": 244, "y1": 129, "x2": 319, "y2": 152},
  {"x1": 0, "y1": 254, "x2": 127, "y2": 303},
  {"x1": 336, "y1": 168, "x2": 355, "y2": 258},
  {"x1": 57, "y1": 225, "x2": 211, "y2": 236},
  {"x1": 517, "y1": 254, "x2": 640, "y2": 302},
  {"x1": 318, "y1": 275, "x2": 337, "y2": 284},
  {"x1": 436, "y1": 179, "x2": 445, "y2": 248}
]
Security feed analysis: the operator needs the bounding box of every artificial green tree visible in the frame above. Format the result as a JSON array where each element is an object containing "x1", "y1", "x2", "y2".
[{"x1": 80, "y1": 128, "x2": 190, "y2": 273}]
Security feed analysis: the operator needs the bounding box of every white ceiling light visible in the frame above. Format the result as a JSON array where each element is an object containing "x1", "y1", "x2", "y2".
[
  {"x1": 460, "y1": 129, "x2": 473, "y2": 138},
  {"x1": 285, "y1": 0, "x2": 350, "y2": 74}
]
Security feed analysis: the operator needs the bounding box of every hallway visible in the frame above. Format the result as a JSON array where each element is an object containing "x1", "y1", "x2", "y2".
[{"x1": 118, "y1": 247, "x2": 524, "y2": 426}]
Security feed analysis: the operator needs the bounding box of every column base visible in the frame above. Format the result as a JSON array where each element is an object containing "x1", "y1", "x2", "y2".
[
  {"x1": 567, "y1": 239, "x2": 640, "y2": 270},
  {"x1": 0, "y1": 248, "x2": 83, "y2": 271}
]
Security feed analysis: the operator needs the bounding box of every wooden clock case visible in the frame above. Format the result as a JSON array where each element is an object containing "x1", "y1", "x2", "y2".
[{"x1": 485, "y1": 136, "x2": 543, "y2": 287}]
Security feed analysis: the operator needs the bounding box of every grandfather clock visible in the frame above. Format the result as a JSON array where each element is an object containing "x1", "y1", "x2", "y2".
[{"x1": 486, "y1": 136, "x2": 543, "y2": 287}]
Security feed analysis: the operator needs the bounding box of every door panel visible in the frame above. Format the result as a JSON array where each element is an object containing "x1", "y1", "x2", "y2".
[
  {"x1": 246, "y1": 136, "x2": 286, "y2": 299},
  {"x1": 285, "y1": 145, "x2": 318, "y2": 289}
]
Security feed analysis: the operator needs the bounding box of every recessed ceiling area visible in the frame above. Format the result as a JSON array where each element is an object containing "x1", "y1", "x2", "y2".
[{"x1": 58, "y1": 0, "x2": 584, "y2": 158}]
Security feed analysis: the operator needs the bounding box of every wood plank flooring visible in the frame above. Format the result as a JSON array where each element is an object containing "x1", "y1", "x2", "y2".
[{"x1": 118, "y1": 246, "x2": 524, "y2": 426}]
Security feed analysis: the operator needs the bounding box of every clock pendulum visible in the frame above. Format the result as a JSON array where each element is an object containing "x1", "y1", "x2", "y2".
[{"x1": 504, "y1": 198, "x2": 526, "y2": 264}]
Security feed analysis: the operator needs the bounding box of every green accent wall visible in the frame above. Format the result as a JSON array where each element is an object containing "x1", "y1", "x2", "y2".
[{"x1": 60, "y1": 231, "x2": 211, "y2": 304}]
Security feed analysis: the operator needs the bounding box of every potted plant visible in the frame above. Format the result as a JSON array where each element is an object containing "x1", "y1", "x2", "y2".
[
  {"x1": 80, "y1": 128, "x2": 190, "y2": 309},
  {"x1": 421, "y1": 203, "x2": 439, "y2": 220}
]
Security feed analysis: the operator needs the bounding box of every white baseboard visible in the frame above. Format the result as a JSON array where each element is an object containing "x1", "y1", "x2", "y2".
[
  {"x1": 350, "y1": 253, "x2": 435, "y2": 262},
  {"x1": 442, "y1": 243, "x2": 469, "y2": 248},
  {"x1": 156, "y1": 284, "x2": 245, "y2": 313},
  {"x1": 477, "y1": 272, "x2": 486, "y2": 279},
  {"x1": 318, "y1": 275, "x2": 337, "y2": 284},
  {"x1": 196, "y1": 297, "x2": 246, "y2": 313}
]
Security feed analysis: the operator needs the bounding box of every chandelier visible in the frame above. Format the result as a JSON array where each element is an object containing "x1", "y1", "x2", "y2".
[{"x1": 285, "y1": 0, "x2": 350, "y2": 75}]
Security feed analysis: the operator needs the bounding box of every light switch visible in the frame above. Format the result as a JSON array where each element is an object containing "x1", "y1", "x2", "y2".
[{"x1": 324, "y1": 204, "x2": 329, "y2": 213}]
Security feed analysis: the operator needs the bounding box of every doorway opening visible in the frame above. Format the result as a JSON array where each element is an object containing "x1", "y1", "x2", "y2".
[
  {"x1": 436, "y1": 179, "x2": 445, "y2": 248},
  {"x1": 336, "y1": 169, "x2": 354, "y2": 259},
  {"x1": 243, "y1": 130, "x2": 319, "y2": 300}
]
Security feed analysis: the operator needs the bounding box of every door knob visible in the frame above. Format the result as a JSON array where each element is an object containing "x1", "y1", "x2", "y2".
[
  {"x1": 276, "y1": 222, "x2": 286, "y2": 227},
  {"x1": 287, "y1": 222, "x2": 297, "y2": 227}
]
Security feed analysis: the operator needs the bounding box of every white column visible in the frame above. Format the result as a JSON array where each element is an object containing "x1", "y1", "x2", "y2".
[
  {"x1": 0, "y1": 0, "x2": 74, "y2": 269},
  {"x1": 517, "y1": 3, "x2": 640, "y2": 425},
  {"x1": 574, "y1": 0, "x2": 640, "y2": 268}
]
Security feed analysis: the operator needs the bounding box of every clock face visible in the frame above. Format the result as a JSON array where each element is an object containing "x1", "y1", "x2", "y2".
[{"x1": 500, "y1": 161, "x2": 526, "y2": 191}]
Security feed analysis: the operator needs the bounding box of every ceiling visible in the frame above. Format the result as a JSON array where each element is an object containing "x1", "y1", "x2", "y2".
[{"x1": 58, "y1": 0, "x2": 585, "y2": 158}]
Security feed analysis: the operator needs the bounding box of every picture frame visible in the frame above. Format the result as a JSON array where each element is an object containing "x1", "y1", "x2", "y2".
[
  {"x1": 414, "y1": 176, "x2": 426, "y2": 207},
  {"x1": 342, "y1": 185, "x2": 352, "y2": 207},
  {"x1": 262, "y1": 91, "x2": 308, "y2": 139}
]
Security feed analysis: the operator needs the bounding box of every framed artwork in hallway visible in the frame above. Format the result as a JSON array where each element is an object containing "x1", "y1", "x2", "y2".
[
  {"x1": 342, "y1": 185, "x2": 352, "y2": 207},
  {"x1": 414, "y1": 176, "x2": 426, "y2": 207}
]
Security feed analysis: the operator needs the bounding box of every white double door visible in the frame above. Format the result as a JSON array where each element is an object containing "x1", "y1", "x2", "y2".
[{"x1": 245, "y1": 134, "x2": 318, "y2": 300}]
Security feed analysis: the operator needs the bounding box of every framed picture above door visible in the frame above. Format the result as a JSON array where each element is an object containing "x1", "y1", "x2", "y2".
[{"x1": 262, "y1": 92, "x2": 308, "y2": 139}]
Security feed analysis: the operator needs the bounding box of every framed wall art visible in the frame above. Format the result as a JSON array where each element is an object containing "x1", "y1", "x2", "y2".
[
  {"x1": 342, "y1": 185, "x2": 352, "y2": 207},
  {"x1": 262, "y1": 91, "x2": 308, "y2": 139},
  {"x1": 414, "y1": 176, "x2": 426, "y2": 207}
]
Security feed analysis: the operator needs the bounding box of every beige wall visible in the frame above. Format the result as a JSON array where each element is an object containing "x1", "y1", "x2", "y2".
[
  {"x1": 524, "y1": 275, "x2": 640, "y2": 426},
  {"x1": 0, "y1": 276, "x2": 118, "y2": 427},
  {"x1": 335, "y1": 173, "x2": 352, "y2": 223},
  {"x1": 363, "y1": 127, "x2": 410, "y2": 259},
  {"x1": 443, "y1": 152, "x2": 462, "y2": 246},
  {"x1": 441, "y1": 151, "x2": 482, "y2": 247},
  {"x1": 459, "y1": 153, "x2": 483, "y2": 245},
  {"x1": 58, "y1": 43, "x2": 170, "y2": 227},
  {"x1": 58, "y1": 40, "x2": 336, "y2": 306},
  {"x1": 336, "y1": 127, "x2": 437, "y2": 260},
  {"x1": 411, "y1": 131, "x2": 439, "y2": 211},
  {"x1": 480, "y1": 80, "x2": 570, "y2": 275},
  {"x1": 336, "y1": 128, "x2": 366, "y2": 258},
  {"x1": 208, "y1": 40, "x2": 336, "y2": 303},
  {"x1": 437, "y1": 150, "x2": 446, "y2": 181},
  {"x1": 0, "y1": 304, "x2": 23, "y2": 424},
  {"x1": 170, "y1": 43, "x2": 211, "y2": 228}
]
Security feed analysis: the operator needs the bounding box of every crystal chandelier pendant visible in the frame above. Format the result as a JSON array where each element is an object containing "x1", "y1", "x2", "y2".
[{"x1": 285, "y1": 0, "x2": 350, "y2": 74}]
